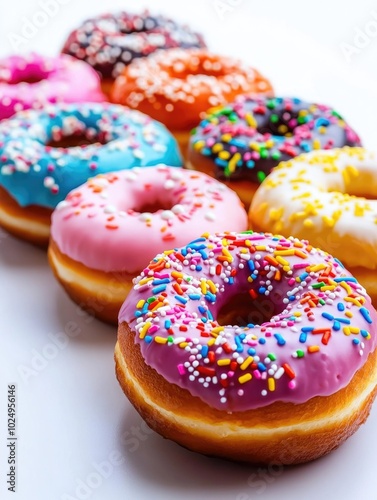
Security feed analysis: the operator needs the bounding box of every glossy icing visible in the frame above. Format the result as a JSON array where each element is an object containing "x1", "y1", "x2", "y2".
[
  {"x1": 0, "y1": 53, "x2": 105, "y2": 120},
  {"x1": 51, "y1": 166, "x2": 248, "y2": 273},
  {"x1": 111, "y1": 49, "x2": 273, "y2": 130},
  {"x1": 250, "y1": 148, "x2": 377, "y2": 270},
  {"x1": 190, "y1": 96, "x2": 361, "y2": 184},
  {"x1": 0, "y1": 103, "x2": 183, "y2": 209},
  {"x1": 119, "y1": 232, "x2": 377, "y2": 411}
]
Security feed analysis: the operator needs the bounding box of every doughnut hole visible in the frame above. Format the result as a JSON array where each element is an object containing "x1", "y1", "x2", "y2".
[
  {"x1": 216, "y1": 280, "x2": 286, "y2": 327},
  {"x1": 133, "y1": 198, "x2": 174, "y2": 214},
  {"x1": 167, "y1": 55, "x2": 228, "y2": 79},
  {"x1": 2, "y1": 67, "x2": 50, "y2": 85},
  {"x1": 47, "y1": 133, "x2": 109, "y2": 149}
]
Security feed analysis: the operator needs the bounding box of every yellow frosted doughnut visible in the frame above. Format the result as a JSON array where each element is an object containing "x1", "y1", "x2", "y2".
[{"x1": 250, "y1": 147, "x2": 377, "y2": 301}]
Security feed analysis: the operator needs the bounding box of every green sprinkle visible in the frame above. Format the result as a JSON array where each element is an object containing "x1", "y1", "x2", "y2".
[
  {"x1": 167, "y1": 336, "x2": 174, "y2": 344},
  {"x1": 257, "y1": 171, "x2": 266, "y2": 183},
  {"x1": 260, "y1": 149, "x2": 269, "y2": 159},
  {"x1": 268, "y1": 353, "x2": 277, "y2": 361},
  {"x1": 319, "y1": 298, "x2": 326, "y2": 305},
  {"x1": 270, "y1": 114, "x2": 279, "y2": 123},
  {"x1": 266, "y1": 99, "x2": 276, "y2": 109},
  {"x1": 312, "y1": 282, "x2": 326, "y2": 289},
  {"x1": 147, "y1": 297, "x2": 156, "y2": 304},
  {"x1": 271, "y1": 151, "x2": 281, "y2": 160},
  {"x1": 297, "y1": 350, "x2": 305, "y2": 358}
]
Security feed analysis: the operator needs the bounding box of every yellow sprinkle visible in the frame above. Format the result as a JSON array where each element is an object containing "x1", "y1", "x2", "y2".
[
  {"x1": 350, "y1": 327, "x2": 360, "y2": 334},
  {"x1": 217, "y1": 359, "x2": 231, "y2": 366},
  {"x1": 228, "y1": 152, "x2": 241, "y2": 173},
  {"x1": 342, "y1": 168, "x2": 350, "y2": 185},
  {"x1": 212, "y1": 326, "x2": 224, "y2": 334},
  {"x1": 303, "y1": 218, "x2": 314, "y2": 228},
  {"x1": 249, "y1": 142, "x2": 260, "y2": 151},
  {"x1": 207, "y1": 338, "x2": 216, "y2": 346},
  {"x1": 313, "y1": 139, "x2": 321, "y2": 150},
  {"x1": 222, "y1": 247, "x2": 233, "y2": 262},
  {"x1": 340, "y1": 281, "x2": 353, "y2": 296},
  {"x1": 139, "y1": 322, "x2": 152, "y2": 339},
  {"x1": 269, "y1": 207, "x2": 284, "y2": 221},
  {"x1": 293, "y1": 311, "x2": 302, "y2": 317},
  {"x1": 278, "y1": 124, "x2": 288, "y2": 134},
  {"x1": 276, "y1": 256, "x2": 289, "y2": 267},
  {"x1": 212, "y1": 143, "x2": 223, "y2": 153},
  {"x1": 154, "y1": 336, "x2": 168, "y2": 344},
  {"x1": 345, "y1": 311, "x2": 353, "y2": 318},
  {"x1": 309, "y1": 264, "x2": 326, "y2": 272},
  {"x1": 255, "y1": 245, "x2": 267, "y2": 251},
  {"x1": 221, "y1": 133, "x2": 232, "y2": 142},
  {"x1": 320, "y1": 285, "x2": 336, "y2": 292},
  {"x1": 354, "y1": 204, "x2": 365, "y2": 217},
  {"x1": 265, "y1": 139, "x2": 274, "y2": 149},
  {"x1": 344, "y1": 297, "x2": 362, "y2": 307},
  {"x1": 218, "y1": 150, "x2": 230, "y2": 160},
  {"x1": 343, "y1": 327, "x2": 351, "y2": 336},
  {"x1": 239, "y1": 373, "x2": 252, "y2": 384},
  {"x1": 346, "y1": 164, "x2": 359, "y2": 177},
  {"x1": 136, "y1": 299, "x2": 145, "y2": 309},
  {"x1": 268, "y1": 378, "x2": 276, "y2": 391},
  {"x1": 139, "y1": 277, "x2": 152, "y2": 285},
  {"x1": 240, "y1": 356, "x2": 253, "y2": 370},
  {"x1": 245, "y1": 113, "x2": 257, "y2": 128},
  {"x1": 322, "y1": 216, "x2": 335, "y2": 228},
  {"x1": 179, "y1": 342, "x2": 189, "y2": 348},
  {"x1": 200, "y1": 279, "x2": 207, "y2": 294},
  {"x1": 274, "y1": 249, "x2": 295, "y2": 256},
  {"x1": 207, "y1": 280, "x2": 217, "y2": 293},
  {"x1": 193, "y1": 140, "x2": 205, "y2": 151}
]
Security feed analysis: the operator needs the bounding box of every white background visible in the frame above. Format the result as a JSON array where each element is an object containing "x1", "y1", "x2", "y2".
[{"x1": 1, "y1": 1, "x2": 377, "y2": 499}]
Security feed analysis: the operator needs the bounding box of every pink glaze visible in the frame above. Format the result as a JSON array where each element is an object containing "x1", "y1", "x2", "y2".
[
  {"x1": 118, "y1": 232, "x2": 377, "y2": 411},
  {"x1": 0, "y1": 53, "x2": 105, "y2": 120},
  {"x1": 50, "y1": 166, "x2": 248, "y2": 273}
]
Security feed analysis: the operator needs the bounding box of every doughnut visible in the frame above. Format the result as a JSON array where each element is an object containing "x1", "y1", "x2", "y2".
[
  {"x1": 111, "y1": 48, "x2": 273, "y2": 157},
  {"x1": 0, "y1": 53, "x2": 105, "y2": 121},
  {"x1": 115, "y1": 231, "x2": 377, "y2": 464},
  {"x1": 48, "y1": 166, "x2": 247, "y2": 324},
  {"x1": 250, "y1": 147, "x2": 377, "y2": 303},
  {"x1": 0, "y1": 103, "x2": 182, "y2": 246},
  {"x1": 188, "y1": 96, "x2": 362, "y2": 207},
  {"x1": 62, "y1": 10, "x2": 206, "y2": 96}
]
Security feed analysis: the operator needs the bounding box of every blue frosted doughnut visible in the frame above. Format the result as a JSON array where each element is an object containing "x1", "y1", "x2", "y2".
[{"x1": 0, "y1": 102, "x2": 183, "y2": 209}]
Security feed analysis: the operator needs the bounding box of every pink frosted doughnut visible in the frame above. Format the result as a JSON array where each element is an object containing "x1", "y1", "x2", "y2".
[
  {"x1": 48, "y1": 166, "x2": 247, "y2": 323},
  {"x1": 0, "y1": 53, "x2": 105, "y2": 120}
]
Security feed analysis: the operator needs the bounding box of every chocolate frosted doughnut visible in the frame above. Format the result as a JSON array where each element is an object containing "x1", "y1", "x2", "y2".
[
  {"x1": 62, "y1": 10, "x2": 206, "y2": 80},
  {"x1": 188, "y1": 96, "x2": 361, "y2": 205}
]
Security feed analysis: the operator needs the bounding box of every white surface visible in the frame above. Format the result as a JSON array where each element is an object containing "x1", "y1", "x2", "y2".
[{"x1": 1, "y1": 1, "x2": 377, "y2": 499}]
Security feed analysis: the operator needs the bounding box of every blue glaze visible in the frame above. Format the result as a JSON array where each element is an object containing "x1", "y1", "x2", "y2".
[{"x1": 0, "y1": 103, "x2": 183, "y2": 209}]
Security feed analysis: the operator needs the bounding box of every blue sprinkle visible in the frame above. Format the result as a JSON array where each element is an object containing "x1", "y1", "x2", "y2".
[
  {"x1": 322, "y1": 312, "x2": 334, "y2": 320},
  {"x1": 235, "y1": 336, "x2": 243, "y2": 352},
  {"x1": 299, "y1": 332, "x2": 307, "y2": 343},
  {"x1": 334, "y1": 277, "x2": 357, "y2": 283},
  {"x1": 215, "y1": 158, "x2": 228, "y2": 167},
  {"x1": 205, "y1": 292, "x2": 216, "y2": 303},
  {"x1": 196, "y1": 265, "x2": 203, "y2": 271},
  {"x1": 164, "y1": 320, "x2": 171, "y2": 329},
  {"x1": 152, "y1": 284, "x2": 167, "y2": 294},
  {"x1": 248, "y1": 260, "x2": 255, "y2": 271},
  {"x1": 144, "y1": 336, "x2": 153, "y2": 344},
  {"x1": 353, "y1": 338, "x2": 360, "y2": 345},
  {"x1": 239, "y1": 333, "x2": 246, "y2": 341},
  {"x1": 337, "y1": 303, "x2": 345, "y2": 312},
  {"x1": 251, "y1": 274, "x2": 257, "y2": 280},
  {"x1": 334, "y1": 258, "x2": 345, "y2": 268},
  {"x1": 360, "y1": 307, "x2": 373, "y2": 324},
  {"x1": 361, "y1": 329, "x2": 369, "y2": 338},
  {"x1": 175, "y1": 295, "x2": 187, "y2": 304},
  {"x1": 229, "y1": 139, "x2": 246, "y2": 148},
  {"x1": 257, "y1": 362, "x2": 267, "y2": 372},
  {"x1": 246, "y1": 160, "x2": 255, "y2": 168},
  {"x1": 199, "y1": 250, "x2": 208, "y2": 260},
  {"x1": 248, "y1": 348, "x2": 256, "y2": 355},
  {"x1": 152, "y1": 278, "x2": 170, "y2": 285},
  {"x1": 300, "y1": 142, "x2": 311, "y2": 152},
  {"x1": 274, "y1": 333, "x2": 286, "y2": 346},
  {"x1": 336, "y1": 318, "x2": 351, "y2": 324},
  {"x1": 135, "y1": 311, "x2": 142, "y2": 318},
  {"x1": 259, "y1": 287, "x2": 267, "y2": 294},
  {"x1": 198, "y1": 306, "x2": 206, "y2": 314},
  {"x1": 289, "y1": 295, "x2": 296, "y2": 301},
  {"x1": 299, "y1": 272, "x2": 309, "y2": 281},
  {"x1": 302, "y1": 327, "x2": 315, "y2": 333},
  {"x1": 247, "y1": 323, "x2": 255, "y2": 328},
  {"x1": 188, "y1": 237, "x2": 206, "y2": 244},
  {"x1": 229, "y1": 277, "x2": 234, "y2": 285},
  {"x1": 188, "y1": 243, "x2": 206, "y2": 250},
  {"x1": 201, "y1": 147, "x2": 212, "y2": 156},
  {"x1": 207, "y1": 310, "x2": 214, "y2": 321},
  {"x1": 188, "y1": 294, "x2": 201, "y2": 300},
  {"x1": 201, "y1": 317, "x2": 207, "y2": 323},
  {"x1": 258, "y1": 338, "x2": 266, "y2": 345},
  {"x1": 201, "y1": 345, "x2": 209, "y2": 357},
  {"x1": 333, "y1": 320, "x2": 341, "y2": 331},
  {"x1": 315, "y1": 117, "x2": 330, "y2": 128},
  {"x1": 141, "y1": 303, "x2": 148, "y2": 314}
]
